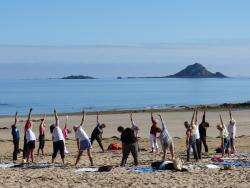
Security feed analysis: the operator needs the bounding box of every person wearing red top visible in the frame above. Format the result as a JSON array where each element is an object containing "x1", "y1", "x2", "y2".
[
  {"x1": 149, "y1": 112, "x2": 160, "y2": 153},
  {"x1": 37, "y1": 114, "x2": 46, "y2": 156},
  {"x1": 22, "y1": 108, "x2": 32, "y2": 162}
]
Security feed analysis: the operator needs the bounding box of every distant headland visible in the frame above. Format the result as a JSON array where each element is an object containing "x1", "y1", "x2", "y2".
[
  {"x1": 62, "y1": 75, "x2": 96, "y2": 79},
  {"x1": 124, "y1": 63, "x2": 227, "y2": 79}
]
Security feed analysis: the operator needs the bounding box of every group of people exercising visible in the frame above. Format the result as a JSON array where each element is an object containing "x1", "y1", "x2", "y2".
[{"x1": 10, "y1": 107, "x2": 236, "y2": 167}]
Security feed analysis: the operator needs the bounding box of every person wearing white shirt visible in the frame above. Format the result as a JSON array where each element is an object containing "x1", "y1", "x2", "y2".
[
  {"x1": 227, "y1": 108, "x2": 237, "y2": 155},
  {"x1": 26, "y1": 124, "x2": 36, "y2": 163},
  {"x1": 51, "y1": 109, "x2": 65, "y2": 164},
  {"x1": 74, "y1": 111, "x2": 93, "y2": 166},
  {"x1": 158, "y1": 114, "x2": 175, "y2": 161},
  {"x1": 194, "y1": 109, "x2": 202, "y2": 159}
]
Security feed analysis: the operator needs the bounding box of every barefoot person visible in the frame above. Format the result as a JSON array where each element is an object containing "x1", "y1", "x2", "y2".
[
  {"x1": 90, "y1": 112, "x2": 106, "y2": 152},
  {"x1": 26, "y1": 121, "x2": 36, "y2": 163},
  {"x1": 186, "y1": 110, "x2": 199, "y2": 162},
  {"x1": 11, "y1": 112, "x2": 20, "y2": 162},
  {"x1": 158, "y1": 114, "x2": 175, "y2": 161},
  {"x1": 199, "y1": 108, "x2": 209, "y2": 154},
  {"x1": 228, "y1": 108, "x2": 236, "y2": 155},
  {"x1": 149, "y1": 112, "x2": 160, "y2": 153},
  {"x1": 194, "y1": 109, "x2": 202, "y2": 159},
  {"x1": 74, "y1": 111, "x2": 93, "y2": 166},
  {"x1": 22, "y1": 108, "x2": 33, "y2": 162},
  {"x1": 51, "y1": 109, "x2": 65, "y2": 164},
  {"x1": 117, "y1": 126, "x2": 138, "y2": 167},
  {"x1": 62, "y1": 116, "x2": 69, "y2": 154},
  {"x1": 37, "y1": 115, "x2": 46, "y2": 156},
  {"x1": 130, "y1": 113, "x2": 139, "y2": 138},
  {"x1": 218, "y1": 114, "x2": 230, "y2": 157}
]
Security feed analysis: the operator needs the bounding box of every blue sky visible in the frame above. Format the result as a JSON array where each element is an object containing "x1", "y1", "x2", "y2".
[{"x1": 0, "y1": 0, "x2": 250, "y2": 78}]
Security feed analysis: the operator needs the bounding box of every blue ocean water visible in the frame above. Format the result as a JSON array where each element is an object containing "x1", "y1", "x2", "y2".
[{"x1": 0, "y1": 78, "x2": 250, "y2": 115}]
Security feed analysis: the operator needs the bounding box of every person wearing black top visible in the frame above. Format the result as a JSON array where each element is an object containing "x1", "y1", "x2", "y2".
[
  {"x1": 90, "y1": 112, "x2": 106, "y2": 152},
  {"x1": 199, "y1": 109, "x2": 209, "y2": 153},
  {"x1": 11, "y1": 112, "x2": 20, "y2": 162},
  {"x1": 117, "y1": 126, "x2": 138, "y2": 167}
]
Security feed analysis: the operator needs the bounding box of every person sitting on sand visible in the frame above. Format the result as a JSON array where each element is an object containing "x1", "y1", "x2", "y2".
[
  {"x1": 37, "y1": 114, "x2": 46, "y2": 157},
  {"x1": 185, "y1": 110, "x2": 199, "y2": 162},
  {"x1": 51, "y1": 109, "x2": 65, "y2": 164},
  {"x1": 74, "y1": 111, "x2": 93, "y2": 166},
  {"x1": 150, "y1": 112, "x2": 160, "y2": 153},
  {"x1": 62, "y1": 115, "x2": 69, "y2": 154},
  {"x1": 11, "y1": 112, "x2": 20, "y2": 162},
  {"x1": 227, "y1": 108, "x2": 236, "y2": 155},
  {"x1": 26, "y1": 120, "x2": 36, "y2": 163},
  {"x1": 217, "y1": 114, "x2": 230, "y2": 157},
  {"x1": 90, "y1": 112, "x2": 106, "y2": 152},
  {"x1": 23, "y1": 108, "x2": 33, "y2": 162},
  {"x1": 117, "y1": 126, "x2": 138, "y2": 167},
  {"x1": 158, "y1": 114, "x2": 175, "y2": 161},
  {"x1": 198, "y1": 108, "x2": 209, "y2": 154}
]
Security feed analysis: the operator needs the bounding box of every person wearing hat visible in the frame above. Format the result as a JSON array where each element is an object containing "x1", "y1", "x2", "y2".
[
  {"x1": 149, "y1": 112, "x2": 160, "y2": 153},
  {"x1": 218, "y1": 114, "x2": 230, "y2": 157},
  {"x1": 227, "y1": 108, "x2": 236, "y2": 155},
  {"x1": 74, "y1": 111, "x2": 93, "y2": 166},
  {"x1": 158, "y1": 114, "x2": 175, "y2": 161},
  {"x1": 199, "y1": 108, "x2": 209, "y2": 154}
]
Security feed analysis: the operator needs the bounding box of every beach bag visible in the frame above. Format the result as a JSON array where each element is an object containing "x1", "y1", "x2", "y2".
[
  {"x1": 107, "y1": 142, "x2": 122, "y2": 150},
  {"x1": 98, "y1": 165, "x2": 113, "y2": 172}
]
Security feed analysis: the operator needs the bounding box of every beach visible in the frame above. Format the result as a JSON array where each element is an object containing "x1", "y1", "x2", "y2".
[{"x1": 0, "y1": 108, "x2": 250, "y2": 187}]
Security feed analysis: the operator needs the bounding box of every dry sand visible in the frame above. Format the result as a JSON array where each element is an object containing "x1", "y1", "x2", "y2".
[{"x1": 0, "y1": 109, "x2": 250, "y2": 187}]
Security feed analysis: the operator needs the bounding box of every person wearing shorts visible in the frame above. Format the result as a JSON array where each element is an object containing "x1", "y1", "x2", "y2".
[
  {"x1": 37, "y1": 115, "x2": 46, "y2": 156},
  {"x1": 74, "y1": 111, "x2": 93, "y2": 166},
  {"x1": 26, "y1": 124, "x2": 36, "y2": 163},
  {"x1": 149, "y1": 112, "x2": 160, "y2": 153},
  {"x1": 51, "y1": 109, "x2": 65, "y2": 164}
]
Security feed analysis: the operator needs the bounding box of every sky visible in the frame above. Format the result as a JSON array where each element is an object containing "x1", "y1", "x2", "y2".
[{"x1": 0, "y1": 0, "x2": 250, "y2": 78}]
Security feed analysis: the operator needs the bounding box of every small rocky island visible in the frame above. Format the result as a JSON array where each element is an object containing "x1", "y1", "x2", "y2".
[
  {"x1": 126, "y1": 63, "x2": 227, "y2": 79},
  {"x1": 167, "y1": 63, "x2": 227, "y2": 78},
  {"x1": 62, "y1": 75, "x2": 96, "y2": 79}
]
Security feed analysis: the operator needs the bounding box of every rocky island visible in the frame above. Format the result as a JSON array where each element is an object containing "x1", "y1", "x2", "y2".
[{"x1": 62, "y1": 75, "x2": 96, "y2": 79}]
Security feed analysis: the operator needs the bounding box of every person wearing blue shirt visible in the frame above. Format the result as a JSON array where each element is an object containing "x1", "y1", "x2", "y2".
[{"x1": 11, "y1": 112, "x2": 20, "y2": 162}]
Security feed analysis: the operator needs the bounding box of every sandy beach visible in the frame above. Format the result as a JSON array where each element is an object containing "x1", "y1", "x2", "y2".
[{"x1": 0, "y1": 108, "x2": 250, "y2": 187}]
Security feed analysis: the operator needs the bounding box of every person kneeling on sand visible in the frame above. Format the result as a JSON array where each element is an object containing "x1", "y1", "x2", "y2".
[
  {"x1": 51, "y1": 109, "x2": 65, "y2": 164},
  {"x1": 117, "y1": 126, "x2": 138, "y2": 167},
  {"x1": 217, "y1": 114, "x2": 230, "y2": 157},
  {"x1": 157, "y1": 114, "x2": 175, "y2": 161},
  {"x1": 74, "y1": 111, "x2": 93, "y2": 166}
]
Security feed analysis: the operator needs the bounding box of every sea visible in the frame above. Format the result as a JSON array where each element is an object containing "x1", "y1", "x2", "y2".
[{"x1": 0, "y1": 78, "x2": 250, "y2": 115}]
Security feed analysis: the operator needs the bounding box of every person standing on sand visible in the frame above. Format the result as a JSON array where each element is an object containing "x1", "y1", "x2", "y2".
[
  {"x1": 217, "y1": 114, "x2": 230, "y2": 157},
  {"x1": 117, "y1": 126, "x2": 139, "y2": 167},
  {"x1": 37, "y1": 115, "x2": 46, "y2": 157},
  {"x1": 22, "y1": 108, "x2": 33, "y2": 162},
  {"x1": 194, "y1": 109, "x2": 202, "y2": 159},
  {"x1": 62, "y1": 116, "x2": 69, "y2": 154},
  {"x1": 185, "y1": 110, "x2": 199, "y2": 162},
  {"x1": 149, "y1": 112, "x2": 160, "y2": 153},
  {"x1": 26, "y1": 121, "x2": 36, "y2": 163},
  {"x1": 74, "y1": 111, "x2": 93, "y2": 166},
  {"x1": 130, "y1": 113, "x2": 139, "y2": 138},
  {"x1": 228, "y1": 108, "x2": 236, "y2": 155},
  {"x1": 158, "y1": 114, "x2": 175, "y2": 161},
  {"x1": 51, "y1": 109, "x2": 65, "y2": 164},
  {"x1": 199, "y1": 108, "x2": 209, "y2": 154},
  {"x1": 90, "y1": 112, "x2": 106, "y2": 152},
  {"x1": 11, "y1": 112, "x2": 20, "y2": 162}
]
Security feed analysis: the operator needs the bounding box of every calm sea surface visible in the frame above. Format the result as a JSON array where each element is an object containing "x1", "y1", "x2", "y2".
[{"x1": 0, "y1": 78, "x2": 250, "y2": 115}]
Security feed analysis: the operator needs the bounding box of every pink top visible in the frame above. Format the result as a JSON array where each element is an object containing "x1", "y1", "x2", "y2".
[
  {"x1": 39, "y1": 125, "x2": 45, "y2": 136},
  {"x1": 62, "y1": 127, "x2": 68, "y2": 139}
]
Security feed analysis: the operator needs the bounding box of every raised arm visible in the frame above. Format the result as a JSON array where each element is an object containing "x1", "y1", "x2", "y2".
[
  {"x1": 27, "y1": 108, "x2": 33, "y2": 121},
  {"x1": 202, "y1": 108, "x2": 206, "y2": 123},
  {"x1": 54, "y1": 109, "x2": 59, "y2": 126},
  {"x1": 14, "y1": 111, "x2": 18, "y2": 125},
  {"x1": 191, "y1": 109, "x2": 196, "y2": 125},
  {"x1": 96, "y1": 112, "x2": 100, "y2": 124},
  {"x1": 219, "y1": 114, "x2": 225, "y2": 128},
  {"x1": 195, "y1": 109, "x2": 198, "y2": 124},
  {"x1": 80, "y1": 110, "x2": 85, "y2": 126},
  {"x1": 130, "y1": 113, "x2": 135, "y2": 125},
  {"x1": 64, "y1": 115, "x2": 68, "y2": 129},
  {"x1": 228, "y1": 108, "x2": 233, "y2": 120},
  {"x1": 157, "y1": 114, "x2": 165, "y2": 130},
  {"x1": 151, "y1": 112, "x2": 156, "y2": 123}
]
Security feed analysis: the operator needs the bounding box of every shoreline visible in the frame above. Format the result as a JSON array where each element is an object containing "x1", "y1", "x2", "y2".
[{"x1": 1, "y1": 101, "x2": 250, "y2": 118}]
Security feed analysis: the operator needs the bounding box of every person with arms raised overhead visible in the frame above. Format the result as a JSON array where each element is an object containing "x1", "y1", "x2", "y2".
[
  {"x1": 51, "y1": 109, "x2": 65, "y2": 164},
  {"x1": 199, "y1": 108, "x2": 209, "y2": 154},
  {"x1": 62, "y1": 115, "x2": 69, "y2": 154},
  {"x1": 22, "y1": 108, "x2": 33, "y2": 162},
  {"x1": 11, "y1": 112, "x2": 20, "y2": 162},
  {"x1": 194, "y1": 109, "x2": 202, "y2": 159},
  {"x1": 90, "y1": 112, "x2": 106, "y2": 152},
  {"x1": 217, "y1": 114, "x2": 230, "y2": 157},
  {"x1": 37, "y1": 114, "x2": 46, "y2": 157},
  {"x1": 26, "y1": 119, "x2": 36, "y2": 163},
  {"x1": 149, "y1": 112, "x2": 160, "y2": 153},
  {"x1": 158, "y1": 114, "x2": 175, "y2": 161},
  {"x1": 74, "y1": 111, "x2": 93, "y2": 166},
  {"x1": 228, "y1": 108, "x2": 236, "y2": 155}
]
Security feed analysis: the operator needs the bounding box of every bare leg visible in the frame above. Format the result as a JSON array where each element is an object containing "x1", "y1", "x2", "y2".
[
  {"x1": 75, "y1": 151, "x2": 83, "y2": 166},
  {"x1": 170, "y1": 144, "x2": 175, "y2": 160},
  {"x1": 87, "y1": 149, "x2": 94, "y2": 166}
]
